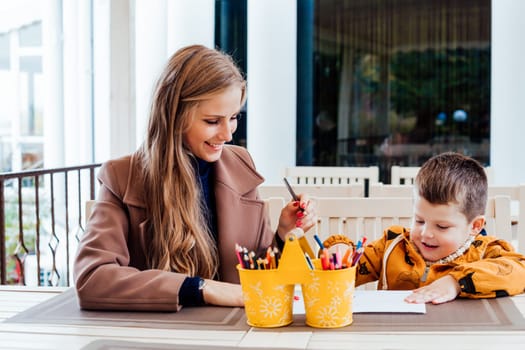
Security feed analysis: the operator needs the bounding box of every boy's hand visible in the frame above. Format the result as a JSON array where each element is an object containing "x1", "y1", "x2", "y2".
[{"x1": 404, "y1": 275, "x2": 461, "y2": 304}]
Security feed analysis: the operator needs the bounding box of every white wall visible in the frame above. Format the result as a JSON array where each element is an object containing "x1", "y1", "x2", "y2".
[
  {"x1": 62, "y1": 0, "x2": 92, "y2": 166},
  {"x1": 134, "y1": 0, "x2": 167, "y2": 145},
  {"x1": 491, "y1": 0, "x2": 525, "y2": 185},
  {"x1": 133, "y1": 0, "x2": 215, "y2": 149},
  {"x1": 166, "y1": 0, "x2": 215, "y2": 55},
  {"x1": 108, "y1": 0, "x2": 135, "y2": 159},
  {"x1": 247, "y1": 0, "x2": 297, "y2": 184},
  {"x1": 92, "y1": 0, "x2": 110, "y2": 163},
  {"x1": 42, "y1": 0, "x2": 64, "y2": 168},
  {"x1": 92, "y1": 0, "x2": 136, "y2": 163}
]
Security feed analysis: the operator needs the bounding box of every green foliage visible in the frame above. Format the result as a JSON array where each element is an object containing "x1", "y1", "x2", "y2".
[{"x1": 389, "y1": 48, "x2": 491, "y2": 135}]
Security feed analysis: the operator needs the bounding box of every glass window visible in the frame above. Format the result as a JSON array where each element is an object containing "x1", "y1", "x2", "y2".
[
  {"x1": 215, "y1": 0, "x2": 247, "y2": 148},
  {"x1": 21, "y1": 142, "x2": 43, "y2": 169},
  {"x1": 0, "y1": 13, "x2": 44, "y2": 170},
  {"x1": 0, "y1": 34, "x2": 9, "y2": 69},
  {"x1": 19, "y1": 21, "x2": 42, "y2": 47},
  {"x1": 298, "y1": 0, "x2": 491, "y2": 183}
]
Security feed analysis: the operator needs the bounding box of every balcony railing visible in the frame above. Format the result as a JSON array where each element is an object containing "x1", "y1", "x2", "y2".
[{"x1": 0, "y1": 164, "x2": 102, "y2": 287}]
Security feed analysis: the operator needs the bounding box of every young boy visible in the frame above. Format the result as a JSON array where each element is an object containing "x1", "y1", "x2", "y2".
[{"x1": 355, "y1": 152, "x2": 525, "y2": 304}]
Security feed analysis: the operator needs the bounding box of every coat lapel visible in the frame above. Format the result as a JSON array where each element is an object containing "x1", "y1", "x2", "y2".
[{"x1": 214, "y1": 145, "x2": 265, "y2": 196}]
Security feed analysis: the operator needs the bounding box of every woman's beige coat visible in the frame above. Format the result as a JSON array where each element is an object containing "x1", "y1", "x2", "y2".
[{"x1": 73, "y1": 145, "x2": 275, "y2": 311}]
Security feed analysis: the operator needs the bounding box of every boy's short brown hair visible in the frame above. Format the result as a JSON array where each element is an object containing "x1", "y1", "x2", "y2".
[{"x1": 415, "y1": 152, "x2": 487, "y2": 222}]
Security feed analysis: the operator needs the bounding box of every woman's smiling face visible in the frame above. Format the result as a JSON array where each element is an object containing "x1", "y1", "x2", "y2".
[
  {"x1": 183, "y1": 85, "x2": 242, "y2": 162},
  {"x1": 410, "y1": 194, "x2": 475, "y2": 262}
]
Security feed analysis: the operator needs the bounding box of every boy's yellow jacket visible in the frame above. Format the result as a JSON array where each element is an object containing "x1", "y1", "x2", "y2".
[{"x1": 356, "y1": 225, "x2": 525, "y2": 298}]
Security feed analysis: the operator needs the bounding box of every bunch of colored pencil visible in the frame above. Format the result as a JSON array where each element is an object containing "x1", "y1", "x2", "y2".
[
  {"x1": 235, "y1": 244, "x2": 281, "y2": 270},
  {"x1": 315, "y1": 235, "x2": 367, "y2": 270}
]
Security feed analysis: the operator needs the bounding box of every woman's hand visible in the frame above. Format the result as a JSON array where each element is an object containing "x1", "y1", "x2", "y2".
[
  {"x1": 201, "y1": 279, "x2": 244, "y2": 307},
  {"x1": 404, "y1": 275, "x2": 461, "y2": 304},
  {"x1": 277, "y1": 194, "x2": 317, "y2": 241}
]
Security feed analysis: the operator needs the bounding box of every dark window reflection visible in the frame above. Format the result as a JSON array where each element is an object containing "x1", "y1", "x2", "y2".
[
  {"x1": 298, "y1": 0, "x2": 491, "y2": 183},
  {"x1": 215, "y1": 0, "x2": 247, "y2": 148}
]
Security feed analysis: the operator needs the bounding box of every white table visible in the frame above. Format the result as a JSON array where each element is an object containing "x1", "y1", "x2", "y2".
[
  {"x1": 1, "y1": 286, "x2": 525, "y2": 350},
  {"x1": 0, "y1": 286, "x2": 247, "y2": 349}
]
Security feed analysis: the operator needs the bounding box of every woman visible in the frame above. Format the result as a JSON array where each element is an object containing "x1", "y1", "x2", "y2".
[{"x1": 73, "y1": 45, "x2": 315, "y2": 311}]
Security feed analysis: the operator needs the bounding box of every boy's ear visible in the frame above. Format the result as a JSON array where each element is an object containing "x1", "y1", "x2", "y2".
[{"x1": 470, "y1": 215, "x2": 485, "y2": 235}]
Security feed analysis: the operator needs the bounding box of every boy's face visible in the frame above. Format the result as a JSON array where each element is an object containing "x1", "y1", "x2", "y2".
[{"x1": 410, "y1": 194, "x2": 481, "y2": 262}]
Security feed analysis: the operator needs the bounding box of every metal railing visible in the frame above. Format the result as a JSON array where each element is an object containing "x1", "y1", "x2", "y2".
[{"x1": 0, "y1": 164, "x2": 102, "y2": 286}]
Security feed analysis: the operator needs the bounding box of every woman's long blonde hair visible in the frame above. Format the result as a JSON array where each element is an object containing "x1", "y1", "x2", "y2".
[{"x1": 136, "y1": 45, "x2": 246, "y2": 278}]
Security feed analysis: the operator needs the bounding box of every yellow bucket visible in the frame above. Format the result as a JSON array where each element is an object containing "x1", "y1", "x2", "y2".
[
  {"x1": 237, "y1": 266, "x2": 295, "y2": 328},
  {"x1": 301, "y1": 260, "x2": 356, "y2": 328}
]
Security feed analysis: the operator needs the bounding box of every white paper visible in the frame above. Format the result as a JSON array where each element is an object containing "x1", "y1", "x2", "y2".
[
  {"x1": 293, "y1": 289, "x2": 426, "y2": 314},
  {"x1": 352, "y1": 290, "x2": 426, "y2": 313}
]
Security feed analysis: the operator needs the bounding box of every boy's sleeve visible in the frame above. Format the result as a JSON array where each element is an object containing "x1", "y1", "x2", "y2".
[{"x1": 448, "y1": 239, "x2": 525, "y2": 298}]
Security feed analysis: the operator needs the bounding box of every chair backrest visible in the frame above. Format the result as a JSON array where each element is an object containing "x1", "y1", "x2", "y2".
[
  {"x1": 284, "y1": 166, "x2": 379, "y2": 185},
  {"x1": 308, "y1": 195, "x2": 514, "y2": 251},
  {"x1": 391, "y1": 165, "x2": 494, "y2": 185},
  {"x1": 264, "y1": 195, "x2": 513, "y2": 291},
  {"x1": 85, "y1": 200, "x2": 96, "y2": 227},
  {"x1": 484, "y1": 195, "x2": 513, "y2": 247},
  {"x1": 488, "y1": 185, "x2": 525, "y2": 252},
  {"x1": 371, "y1": 182, "x2": 521, "y2": 251},
  {"x1": 263, "y1": 196, "x2": 411, "y2": 248},
  {"x1": 309, "y1": 197, "x2": 414, "y2": 247},
  {"x1": 390, "y1": 166, "x2": 420, "y2": 185},
  {"x1": 258, "y1": 183, "x2": 365, "y2": 199},
  {"x1": 263, "y1": 197, "x2": 286, "y2": 232},
  {"x1": 484, "y1": 166, "x2": 494, "y2": 185},
  {"x1": 309, "y1": 196, "x2": 414, "y2": 291},
  {"x1": 369, "y1": 183, "x2": 414, "y2": 197}
]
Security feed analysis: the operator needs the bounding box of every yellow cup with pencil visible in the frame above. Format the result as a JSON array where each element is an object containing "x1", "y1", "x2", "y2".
[
  {"x1": 237, "y1": 179, "x2": 364, "y2": 328},
  {"x1": 237, "y1": 233, "x2": 313, "y2": 328},
  {"x1": 302, "y1": 261, "x2": 356, "y2": 328},
  {"x1": 302, "y1": 233, "x2": 361, "y2": 328},
  {"x1": 237, "y1": 268, "x2": 295, "y2": 327}
]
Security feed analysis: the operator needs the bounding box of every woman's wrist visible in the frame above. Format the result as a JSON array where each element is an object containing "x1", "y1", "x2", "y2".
[
  {"x1": 179, "y1": 276, "x2": 206, "y2": 306},
  {"x1": 201, "y1": 279, "x2": 244, "y2": 307},
  {"x1": 198, "y1": 278, "x2": 207, "y2": 304}
]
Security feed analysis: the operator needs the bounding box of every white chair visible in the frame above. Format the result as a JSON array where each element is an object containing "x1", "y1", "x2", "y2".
[
  {"x1": 258, "y1": 183, "x2": 365, "y2": 199},
  {"x1": 309, "y1": 197, "x2": 414, "y2": 247},
  {"x1": 310, "y1": 196, "x2": 414, "y2": 290},
  {"x1": 370, "y1": 182, "x2": 520, "y2": 251},
  {"x1": 484, "y1": 166, "x2": 494, "y2": 184},
  {"x1": 84, "y1": 199, "x2": 97, "y2": 222},
  {"x1": 390, "y1": 165, "x2": 494, "y2": 185},
  {"x1": 488, "y1": 184, "x2": 525, "y2": 252},
  {"x1": 263, "y1": 196, "x2": 412, "y2": 250},
  {"x1": 264, "y1": 195, "x2": 513, "y2": 291},
  {"x1": 263, "y1": 197, "x2": 286, "y2": 232},
  {"x1": 266, "y1": 195, "x2": 512, "y2": 249},
  {"x1": 85, "y1": 200, "x2": 96, "y2": 227},
  {"x1": 376, "y1": 192, "x2": 515, "y2": 252},
  {"x1": 284, "y1": 166, "x2": 379, "y2": 185},
  {"x1": 311, "y1": 195, "x2": 513, "y2": 287},
  {"x1": 483, "y1": 196, "x2": 513, "y2": 244},
  {"x1": 390, "y1": 166, "x2": 420, "y2": 185},
  {"x1": 369, "y1": 183, "x2": 414, "y2": 197}
]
